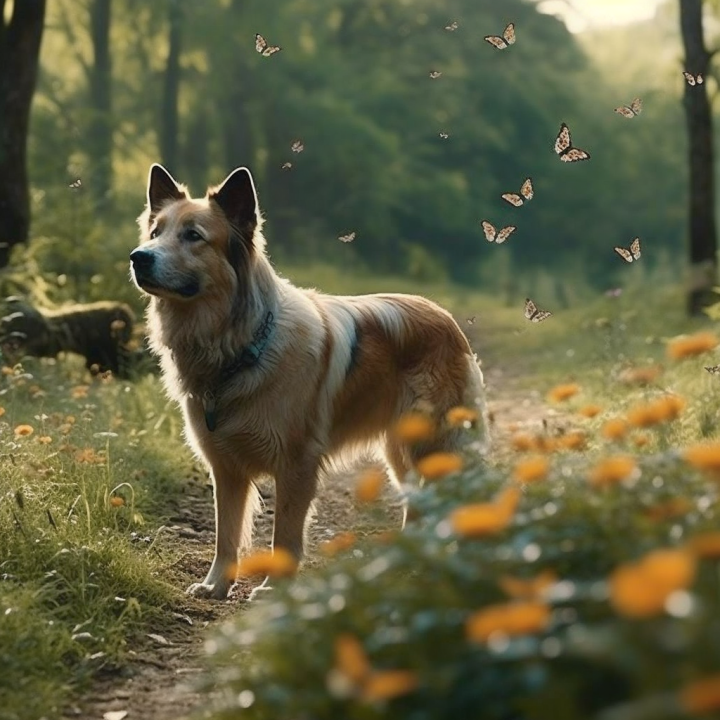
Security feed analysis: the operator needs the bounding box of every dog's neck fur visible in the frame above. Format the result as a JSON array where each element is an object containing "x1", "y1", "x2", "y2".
[{"x1": 146, "y1": 248, "x2": 280, "y2": 396}]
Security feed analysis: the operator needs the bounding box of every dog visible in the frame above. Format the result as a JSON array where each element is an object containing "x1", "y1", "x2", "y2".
[{"x1": 130, "y1": 164, "x2": 489, "y2": 599}]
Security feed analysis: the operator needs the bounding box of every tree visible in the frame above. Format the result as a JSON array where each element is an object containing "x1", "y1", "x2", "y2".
[
  {"x1": 0, "y1": 0, "x2": 47, "y2": 267},
  {"x1": 679, "y1": 0, "x2": 718, "y2": 316},
  {"x1": 159, "y1": 0, "x2": 182, "y2": 174}
]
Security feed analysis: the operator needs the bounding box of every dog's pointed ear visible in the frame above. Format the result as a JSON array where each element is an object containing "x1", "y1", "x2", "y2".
[
  {"x1": 147, "y1": 164, "x2": 186, "y2": 215},
  {"x1": 208, "y1": 167, "x2": 258, "y2": 232}
]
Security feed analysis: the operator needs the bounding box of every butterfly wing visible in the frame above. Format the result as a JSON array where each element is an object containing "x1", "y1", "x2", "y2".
[
  {"x1": 683, "y1": 71, "x2": 696, "y2": 86},
  {"x1": 705, "y1": 365, "x2": 720, "y2": 374},
  {"x1": 524, "y1": 298, "x2": 537, "y2": 321},
  {"x1": 484, "y1": 35, "x2": 508, "y2": 49},
  {"x1": 520, "y1": 177, "x2": 534, "y2": 201},
  {"x1": 698, "y1": 73, "x2": 705, "y2": 84},
  {"x1": 630, "y1": 237, "x2": 641, "y2": 260},
  {"x1": 630, "y1": 97, "x2": 642, "y2": 115},
  {"x1": 531, "y1": 310, "x2": 552, "y2": 323},
  {"x1": 560, "y1": 147, "x2": 590, "y2": 163},
  {"x1": 614, "y1": 246, "x2": 634, "y2": 263},
  {"x1": 338, "y1": 232, "x2": 356, "y2": 243},
  {"x1": 262, "y1": 44, "x2": 281, "y2": 56},
  {"x1": 501, "y1": 193, "x2": 524, "y2": 208},
  {"x1": 255, "y1": 33, "x2": 267, "y2": 53},
  {"x1": 503, "y1": 23, "x2": 516, "y2": 45},
  {"x1": 481, "y1": 221, "x2": 497, "y2": 242},
  {"x1": 554, "y1": 123, "x2": 571, "y2": 155},
  {"x1": 614, "y1": 105, "x2": 635, "y2": 119},
  {"x1": 495, "y1": 226, "x2": 517, "y2": 244}
]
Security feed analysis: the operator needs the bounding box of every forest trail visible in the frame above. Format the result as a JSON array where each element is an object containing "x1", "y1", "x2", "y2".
[{"x1": 70, "y1": 332, "x2": 567, "y2": 720}]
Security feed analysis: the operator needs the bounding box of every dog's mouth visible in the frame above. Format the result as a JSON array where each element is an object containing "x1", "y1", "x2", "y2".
[{"x1": 132, "y1": 271, "x2": 200, "y2": 299}]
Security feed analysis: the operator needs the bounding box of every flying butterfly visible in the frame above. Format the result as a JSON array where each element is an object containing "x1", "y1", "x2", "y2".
[
  {"x1": 614, "y1": 237, "x2": 641, "y2": 263},
  {"x1": 524, "y1": 297, "x2": 552, "y2": 323},
  {"x1": 291, "y1": 140, "x2": 304, "y2": 153},
  {"x1": 281, "y1": 162, "x2": 293, "y2": 170},
  {"x1": 614, "y1": 97, "x2": 642, "y2": 119},
  {"x1": 554, "y1": 122, "x2": 590, "y2": 163},
  {"x1": 466, "y1": 316, "x2": 476, "y2": 325},
  {"x1": 484, "y1": 23, "x2": 515, "y2": 50},
  {"x1": 429, "y1": 70, "x2": 442, "y2": 79},
  {"x1": 68, "y1": 178, "x2": 82, "y2": 190},
  {"x1": 255, "y1": 33, "x2": 281, "y2": 57},
  {"x1": 683, "y1": 71, "x2": 704, "y2": 86},
  {"x1": 445, "y1": 21, "x2": 459, "y2": 31},
  {"x1": 705, "y1": 365, "x2": 720, "y2": 375},
  {"x1": 439, "y1": 131, "x2": 449, "y2": 139},
  {"x1": 338, "y1": 232, "x2": 356, "y2": 243},
  {"x1": 481, "y1": 221, "x2": 516, "y2": 244},
  {"x1": 502, "y1": 177, "x2": 534, "y2": 207}
]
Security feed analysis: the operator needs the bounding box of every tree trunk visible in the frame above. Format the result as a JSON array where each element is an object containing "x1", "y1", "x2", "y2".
[
  {"x1": 88, "y1": 0, "x2": 113, "y2": 210},
  {"x1": 0, "y1": 0, "x2": 47, "y2": 267},
  {"x1": 679, "y1": 0, "x2": 718, "y2": 316},
  {"x1": 160, "y1": 0, "x2": 182, "y2": 174}
]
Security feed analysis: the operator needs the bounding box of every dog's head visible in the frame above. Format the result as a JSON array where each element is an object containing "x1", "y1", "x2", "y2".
[{"x1": 130, "y1": 165, "x2": 263, "y2": 302}]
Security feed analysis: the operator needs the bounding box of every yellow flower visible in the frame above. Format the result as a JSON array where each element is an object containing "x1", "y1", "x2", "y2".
[
  {"x1": 355, "y1": 468, "x2": 385, "y2": 502},
  {"x1": 643, "y1": 497, "x2": 692, "y2": 521},
  {"x1": 625, "y1": 395, "x2": 685, "y2": 428},
  {"x1": 233, "y1": 548, "x2": 298, "y2": 579},
  {"x1": 556, "y1": 430, "x2": 587, "y2": 451},
  {"x1": 445, "y1": 406, "x2": 478, "y2": 427},
  {"x1": 609, "y1": 548, "x2": 697, "y2": 618},
  {"x1": 683, "y1": 442, "x2": 720, "y2": 478},
  {"x1": 577, "y1": 404, "x2": 602, "y2": 418},
  {"x1": 415, "y1": 452, "x2": 463, "y2": 480},
  {"x1": 679, "y1": 674, "x2": 720, "y2": 714},
  {"x1": 588, "y1": 455, "x2": 637, "y2": 488},
  {"x1": 546, "y1": 383, "x2": 581, "y2": 403},
  {"x1": 498, "y1": 570, "x2": 557, "y2": 600},
  {"x1": 618, "y1": 365, "x2": 663, "y2": 385},
  {"x1": 334, "y1": 633, "x2": 371, "y2": 684},
  {"x1": 319, "y1": 532, "x2": 357, "y2": 557},
  {"x1": 361, "y1": 670, "x2": 419, "y2": 702},
  {"x1": 70, "y1": 385, "x2": 90, "y2": 399},
  {"x1": 0, "y1": 406, "x2": 5, "y2": 417},
  {"x1": 631, "y1": 433, "x2": 651, "y2": 448},
  {"x1": 601, "y1": 418, "x2": 628, "y2": 441},
  {"x1": 392, "y1": 412, "x2": 435, "y2": 443},
  {"x1": 512, "y1": 455, "x2": 549, "y2": 483},
  {"x1": 14, "y1": 424, "x2": 33, "y2": 437},
  {"x1": 667, "y1": 331, "x2": 719, "y2": 360},
  {"x1": 109, "y1": 496, "x2": 125, "y2": 508},
  {"x1": 466, "y1": 601, "x2": 551, "y2": 642},
  {"x1": 36, "y1": 436, "x2": 52, "y2": 445},
  {"x1": 449, "y1": 487, "x2": 520, "y2": 537}
]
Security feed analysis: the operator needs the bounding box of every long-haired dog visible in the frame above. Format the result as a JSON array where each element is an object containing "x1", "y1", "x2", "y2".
[{"x1": 130, "y1": 164, "x2": 489, "y2": 599}]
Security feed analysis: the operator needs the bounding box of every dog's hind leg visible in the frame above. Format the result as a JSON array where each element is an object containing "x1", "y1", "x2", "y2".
[
  {"x1": 384, "y1": 439, "x2": 412, "y2": 528},
  {"x1": 188, "y1": 462, "x2": 260, "y2": 600}
]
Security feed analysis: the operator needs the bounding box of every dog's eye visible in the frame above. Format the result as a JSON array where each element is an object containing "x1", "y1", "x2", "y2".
[
  {"x1": 149, "y1": 227, "x2": 160, "y2": 239},
  {"x1": 185, "y1": 229, "x2": 203, "y2": 242}
]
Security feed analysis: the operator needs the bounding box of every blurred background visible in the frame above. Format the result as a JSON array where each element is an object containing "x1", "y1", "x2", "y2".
[{"x1": 0, "y1": 0, "x2": 707, "y2": 309}]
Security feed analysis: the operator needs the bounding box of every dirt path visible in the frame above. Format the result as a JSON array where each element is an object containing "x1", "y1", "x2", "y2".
[{"x1": 69, "y1": 358, "x2": 567, "y2": 720}]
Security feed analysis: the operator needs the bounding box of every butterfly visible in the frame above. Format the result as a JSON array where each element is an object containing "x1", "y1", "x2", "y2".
[
  {"x1": 281, "y1": 162, "x2": 293, "y2": 170},
  {"x1": 683, "y1": 71, "x2": 704, "y2": 86},
  {"x1": 291, "y1": 140, "x2": 304, "y2": 153},
  {"x1": 704, "y1": 365, "x2": 720, "y2": 374},
  {"x1": 614, "y1": 97, "x2": 642, "y2": 118},
  {"x1": 429, "y1": 70, "x2": 442, "y2": 79},
  {"x1": 68, "y1": 178, "x2": 82, "y2": 190},
  {"x1": 524, "y1": 297, "x2": 552, "y2": 323},
  {"x1": 439, "y1": 131, "x2": 449, "y2": 139},
  {"x1": 484, "y1": 23, "x2": 515, "y2": 49},
  {"x1": 501, "y1": 177, "x2": 534, "y2": 207},
  {"x1": 481, "y1": 221, "x2": 516, "y2": 244},
  {"x1": 605, "y1": 287, "x2": 623, "y2": 298},
  {"x1": 445, "y1": 21, "x2": 459, "y2": 31},
  {"x1": 614, "y1": 237, "x2": 641, "y2": 263},
  {"x1": 466, "y1": 316, "x2": 476, "y2": 325},
  {"x1": 554, "y1": 122, "x2": 590, "y2": 163},
  {"x1": 338, "y1": 232, "x2": 356, "y2": 243},
  {"x1": 255, "y1": 33, "x2": 281, "y2": 57}
]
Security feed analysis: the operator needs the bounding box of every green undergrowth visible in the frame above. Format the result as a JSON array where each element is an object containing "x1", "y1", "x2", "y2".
[{"x1": 0, "y1": 356, "x2": 193, "y2": 720}]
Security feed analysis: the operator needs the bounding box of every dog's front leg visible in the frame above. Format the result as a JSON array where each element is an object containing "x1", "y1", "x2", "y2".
[{"x1": 187, "y1": 463, "x2": 255, "y2": 600}]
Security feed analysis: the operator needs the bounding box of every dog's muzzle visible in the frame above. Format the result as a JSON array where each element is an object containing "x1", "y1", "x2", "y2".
[{"x1": 130, "y1": 248, "x2": 200, "y2": 298}]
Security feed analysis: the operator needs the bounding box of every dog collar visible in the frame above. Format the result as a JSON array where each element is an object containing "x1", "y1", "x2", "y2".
[{"x1": 202, "y1": 310, "x2": 275, "y2": 432}]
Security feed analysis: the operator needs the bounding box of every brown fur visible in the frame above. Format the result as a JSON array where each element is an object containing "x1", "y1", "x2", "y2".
[{"x1": 130, "y1": 164, "x2": 489, "y2": 599}]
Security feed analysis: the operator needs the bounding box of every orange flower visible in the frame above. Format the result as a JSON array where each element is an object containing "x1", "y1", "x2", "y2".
[
  {"x1": 449, "y1": 487, "x2": 520, "y2": 537},
  {"x1": 510, "y1": 433, "x2": 535, "y2": 452},
  {"x1": 70, "y1": 385, "x2": 90, "y2": 399},
  {"x1": 512, "y1": 455, "x2": 550, "y2": 483},
  {"x1": 556, "y1": 431, "x2": 587, "y2": 451},
  {"x1": 546, "y1": 383, "x2": 581, "y2": 403},
  {"x1": 361, "y1": 671, "x2": 419, "y2": 702},
  {"x1": 75, "y1": 448, "x2": 104, "y2": 464},
  {"x1": 14, "y1": 424, "x2": 33, "y2": 437},
  {"x1": 445, "y1": 406, "x2": 478, "y2": 427},
  {"x1": 36, "y1": 435, "x2": 52, "y2": 445},
  {"x1": 498, "y1": 570, "x2": 557, "y2": 600},
  {"x1": 355, "y1": 468, "x2": 385, "y2": 502},
  {"x1": 415, "y1": 452, "x2": 463, "y2": 480},
  {"x1": 109, "y1": 496, "x2": 125, "y2": 508},
  {"x1": 626, "y1": 395, "x2": 685, "y2": 428},
  {"x1": 233, "y1": 548, "x2": 298, "y2": 579},
  {"x1": 643, "y1": 497, "x2": 693, "y2": 521},
  {"x1": 679, "y1": 674, "x2": 720, "y2": 714},
  {"x1": 686, "y1": 531, "x2": 720, "y2": 558},
  {"x1": 609, "y1": 548, "x2": 697, "y2": 618},
  {"x1": 334, "y1": 633, "x2": 371, "y2": 684},
  {"x1": 588, "y1": 455, "x2": 637, "y2": 488},
  {"x1": 577, "y1": 404, "x2": 602, "y2": 418},
  {"x1": 466, "y1": 601, "x2": 551, "y2": 642},
  {"x1": 683, "y1": 442, "x2": 720, "y2": 477},
  {"x1": 1, "y1": 366, "x2": 13, "y2": 376},
  {"x1": 631, "y1": 433, "x2": 651, "y2": 448},
  {"x1": 667, "y1": 331, "x2": 719, "y2": 360},
  {"x1": 601, "y1": 418, "x2": 628, "y2": 441},
  {"x1": 618, "y1": 365, "x2": 663, "y2": 385},
  {"x1": 319, "y1": 532, "x2": 357, "y2": 557},
  {"x1": 392, "y1": 413, "x2": 435, "y2": 443}
]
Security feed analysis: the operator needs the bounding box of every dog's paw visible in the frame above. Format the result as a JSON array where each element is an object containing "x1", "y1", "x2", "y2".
[{"x1": 186, "y1": 581, "x2": 229, "y2": 600}]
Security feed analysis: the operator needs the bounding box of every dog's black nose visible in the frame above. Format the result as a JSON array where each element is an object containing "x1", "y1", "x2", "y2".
[{"x1": 130, "y1": 249, "x2": 155, "y2": 270}]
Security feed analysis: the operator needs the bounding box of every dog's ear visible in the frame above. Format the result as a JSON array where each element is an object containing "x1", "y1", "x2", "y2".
[
  {"x1": 147, "y1": 164, "x2": 186, "y2": 216},
  {"x1": 207, "y1": 167, "x2": 258, "y2": 233}
]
